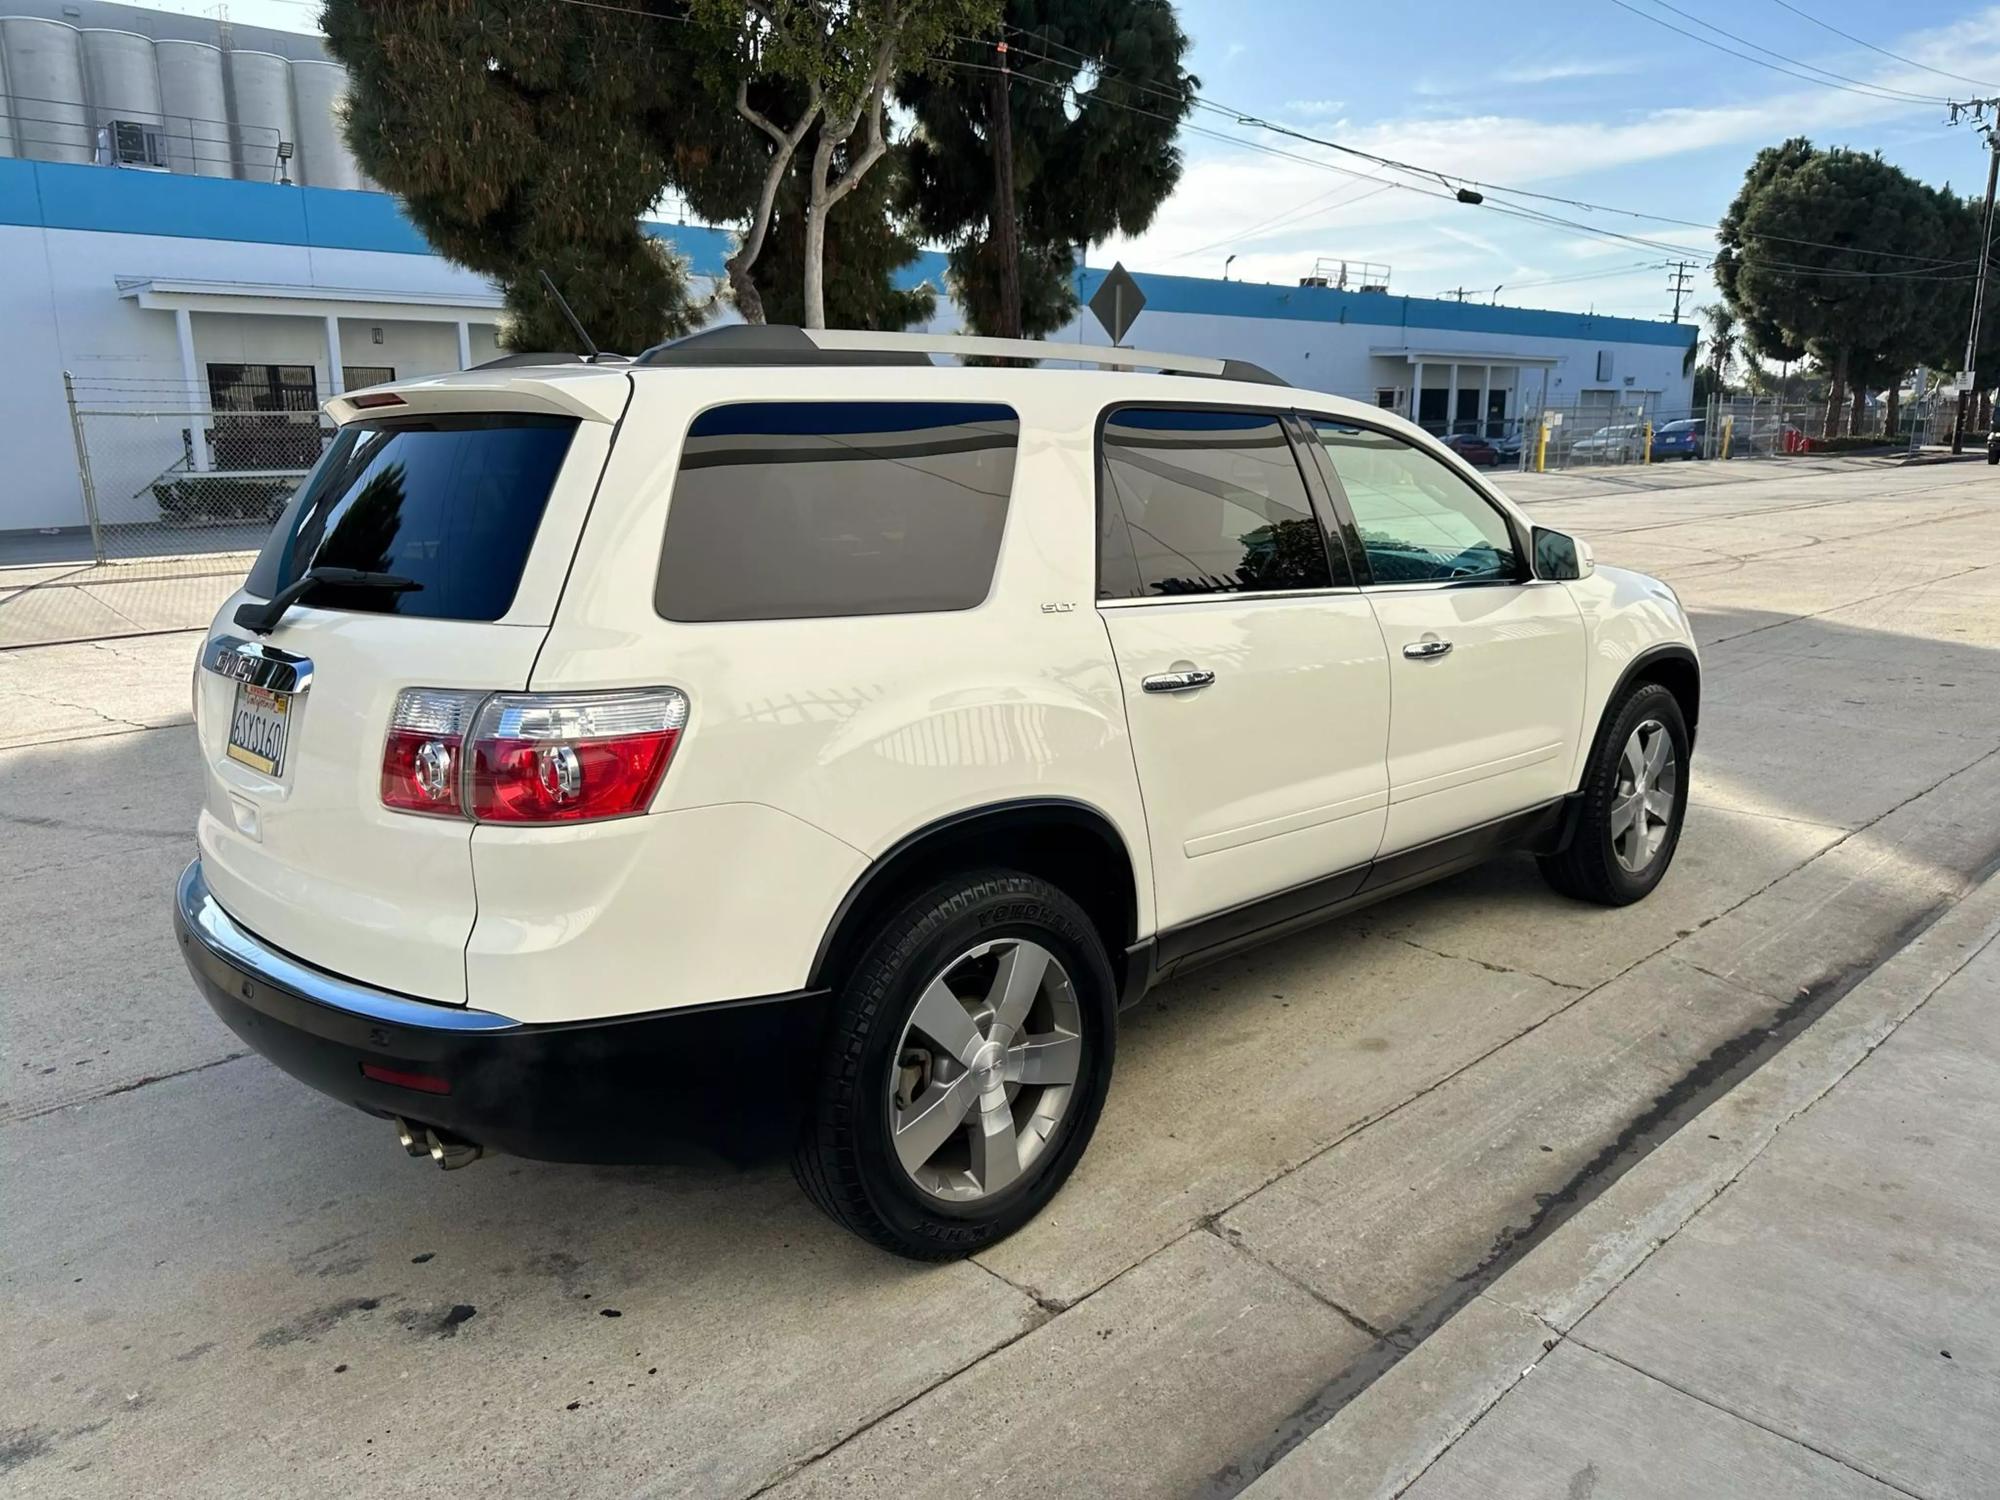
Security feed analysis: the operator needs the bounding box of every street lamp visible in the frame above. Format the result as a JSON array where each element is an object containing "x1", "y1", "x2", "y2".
[{"x1": 1223, "y1": 254, "x2": 1237, "y2": 282}]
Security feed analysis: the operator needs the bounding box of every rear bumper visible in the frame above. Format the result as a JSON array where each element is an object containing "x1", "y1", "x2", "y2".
[{"x1": 173, "y1": 859, "x2": 829, "y2": 1165}]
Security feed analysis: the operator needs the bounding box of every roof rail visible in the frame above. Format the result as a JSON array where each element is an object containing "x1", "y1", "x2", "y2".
[{"x1": 634, "y1": 325, "x2": 1287, "y2": 385}]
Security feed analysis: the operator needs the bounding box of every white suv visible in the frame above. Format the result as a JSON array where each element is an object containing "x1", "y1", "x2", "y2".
[{"x1": 175, "y1": 327, "x2": 1699, "y2": 1259}]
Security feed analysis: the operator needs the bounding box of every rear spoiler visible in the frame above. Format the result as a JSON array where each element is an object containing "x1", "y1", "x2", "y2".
[{"x1": 325, "y1": 367, "x2": 630, "y2": 426}]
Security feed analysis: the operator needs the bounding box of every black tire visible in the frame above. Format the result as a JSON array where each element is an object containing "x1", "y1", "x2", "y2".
[
  {"x1": 1539, "y1": 681, "x2": 1690, "y2": 906},
  {"x1": 791, "y1": 870, "x2": 1116, "y2": 1260}
]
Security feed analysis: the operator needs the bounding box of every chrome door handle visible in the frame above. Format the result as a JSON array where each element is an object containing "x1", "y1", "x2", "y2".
[
  {"x1": 1142, "y1": 668, "x2": 1216, "y2": 693},
  {"x1": 1403, "y1": 638, "x2": 1453, "y2": 660}
]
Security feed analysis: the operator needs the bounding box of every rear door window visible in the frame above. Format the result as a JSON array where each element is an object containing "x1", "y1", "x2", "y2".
[
  {"x1": 246, "y1": 413, "x2": 579, "y2": 621},
  {"x1": 1098, "y1": 407, "x2": 1342, "y2": 599},
  {"x1": 655, "y1": 401, "x2": 1018, "y2": 622}
]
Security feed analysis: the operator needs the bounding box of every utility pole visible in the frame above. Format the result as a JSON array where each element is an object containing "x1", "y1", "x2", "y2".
[
  {"x1": 1947, "y1": 99, "x2": 1999, "y2": 453},
  {"x1": 1665, "y1": 260, "x2": 1695, "y2": 323},
  {"x1": 990, "y1": 38, "x2": 1023, "y2": 340}
]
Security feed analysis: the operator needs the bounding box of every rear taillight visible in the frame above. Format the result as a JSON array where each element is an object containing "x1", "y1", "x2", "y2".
[
  {"x1": 381, "y1": 689, "x2": 481, "y2": 816},
  {"x1": 380, "y1": 688, "x2": 688, "y2": 825},
  {"x1": 468, "y1": 690, "x2": 688, "y2": 823}
]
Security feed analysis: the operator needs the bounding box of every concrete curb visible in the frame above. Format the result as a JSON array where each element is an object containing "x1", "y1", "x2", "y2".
[{"x1": 1240, "y1": 872, "x2": 2000, "y2": 1499}]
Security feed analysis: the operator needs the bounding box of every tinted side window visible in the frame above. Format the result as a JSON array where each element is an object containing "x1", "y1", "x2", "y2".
[
  {"x1": 656, "y1": 402, "x2": 1018, "y2": 622},
  {"x1": 1099, "y1": 408, "x2": 1338, "y2": 599},
  {"x1": 1313, "y1": 422, "x2": 1520, "y2": 584},
  {"x1": 246, "y1": 413, "x2": 579, "y2": 621}
]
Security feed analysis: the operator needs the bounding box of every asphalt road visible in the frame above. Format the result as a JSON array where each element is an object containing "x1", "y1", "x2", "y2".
[{"x1": 3, "y1": 456, "x2": 1997, "y2": 1498}]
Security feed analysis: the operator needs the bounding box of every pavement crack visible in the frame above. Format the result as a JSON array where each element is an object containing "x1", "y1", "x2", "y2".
[
  {"x1": 1563, "y1": 1336, "x2": 1929, "y2": 1500},
  {"x1": 1385, "y1": 934, "x2": 1581, "y2": 990},
  {"x1": 5, "y1": 1052, "x2": 251, "y2": 1124},
  {"x1": 1203, "y1": 1218, "x2": 1401, "y2": 1346}
]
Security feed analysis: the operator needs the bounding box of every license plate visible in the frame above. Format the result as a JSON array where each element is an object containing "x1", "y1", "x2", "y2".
[{"x1": 226, "y1": 684, "x2": 291, "y2": 777}]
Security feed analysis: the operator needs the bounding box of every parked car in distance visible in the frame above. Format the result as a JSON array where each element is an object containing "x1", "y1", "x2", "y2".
[
  {"x1": 1571, "y1": 423, "x2": 1643, "y2": 462},
  {"x1": 1443, "y1": 432, "x2": 1501, "y2": 467},
  {"x1": 174, "y1": 327, "x2": 1701, "y2": 1260},
  {"x1": 1651, "y1": 418, "x2": 1705, "y2": 460}
]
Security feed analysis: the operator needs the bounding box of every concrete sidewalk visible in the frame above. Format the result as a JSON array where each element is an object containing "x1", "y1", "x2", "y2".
[{"x1": 1246, "y1": 874, "x2": 2000, "y2": 1499}]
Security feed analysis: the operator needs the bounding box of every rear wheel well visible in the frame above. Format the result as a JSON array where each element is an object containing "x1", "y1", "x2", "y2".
[{"x1": 811, "y1": 802, "x2": 1139, "y2": 999}]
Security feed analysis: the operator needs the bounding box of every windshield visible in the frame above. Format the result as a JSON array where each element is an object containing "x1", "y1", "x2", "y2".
[{"x1": 243, "y1": 413, "x2": 578, "y2": 622}]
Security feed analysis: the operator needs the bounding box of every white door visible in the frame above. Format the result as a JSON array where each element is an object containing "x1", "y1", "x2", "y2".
[
  {"x1": 1097, "y1": 407, "x2": 1391, "y2": 932},
  {"x1": 1307, "y1": 419, "x2": 1585, "y2": 853}
]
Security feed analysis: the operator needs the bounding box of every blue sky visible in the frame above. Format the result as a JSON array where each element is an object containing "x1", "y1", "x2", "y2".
[
  {"x1": 1103, "y1": 0, "x2": 2000, "y2": 318},
  {"x1": 154, "y1": 0, "x2": 2000, "y2": 321}
]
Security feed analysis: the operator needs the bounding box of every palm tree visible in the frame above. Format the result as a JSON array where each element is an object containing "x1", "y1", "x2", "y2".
[{"x1": 1699, "y1": 303, "x2": 1738, "y2": 389}]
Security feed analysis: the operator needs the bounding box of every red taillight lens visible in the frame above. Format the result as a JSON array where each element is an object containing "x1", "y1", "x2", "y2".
[
  {"x1": 467, "y1": 690, "x2": 688, "y2": 825},
  {"x1": 380, "y1": 689, "x2": 482, "y2": 815}
]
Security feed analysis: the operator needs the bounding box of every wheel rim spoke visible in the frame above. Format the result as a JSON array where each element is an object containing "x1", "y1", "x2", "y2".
[
  {"x1": 988, "y1": 941, "x2": 1049, "y2": 1036},
  {"x1": 1007, "y1": 1032, "x2": 1081, "y2": 1088},
  {"x1": 969, "y1": 1098, "x2": 1022, "y2": 1193},
  {"x1": 1609, "y1": 791, "x2": 1641, "y2": 839},
  {"x1": 892, "y1": 1072, "x2": 978, "y2": 1176},
  {"x1": 1621, "y1": 735, "x2": 1646, "y2": 787},
  {"x1": 907, "y1": 977, "x2": 984, "y2": 1066},
  {"x1": 1642, "y1": 727, "x2": 1669, "y2": 780}
]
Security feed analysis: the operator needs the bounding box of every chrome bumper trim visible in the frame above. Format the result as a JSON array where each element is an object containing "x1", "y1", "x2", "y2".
[{"x1": 174, "y1": 859, "x2": 519, "y2": 1033}]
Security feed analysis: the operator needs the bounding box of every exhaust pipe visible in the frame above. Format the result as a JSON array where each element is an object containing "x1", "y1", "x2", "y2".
[{"x1": 392, "y1": 1116, "x2": 484, "y2": 1171}]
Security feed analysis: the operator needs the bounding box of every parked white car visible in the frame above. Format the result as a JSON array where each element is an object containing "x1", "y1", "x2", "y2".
[{"x1": 176, "y1": 328, "x2": 1700, "y2": 1258}]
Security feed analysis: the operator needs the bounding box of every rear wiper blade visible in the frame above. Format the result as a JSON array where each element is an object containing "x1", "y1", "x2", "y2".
[{"x1": 234, "y1": 566, "x2": 424, "y2": 635}]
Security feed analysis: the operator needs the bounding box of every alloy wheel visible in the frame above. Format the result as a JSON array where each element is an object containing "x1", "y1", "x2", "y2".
[
  {"x1": 887, "y1": 938, "x2": 1082, "y2": 1203},
  {"x1": 1611, "y1": 718, "x2": 1677, "y2": 873}
]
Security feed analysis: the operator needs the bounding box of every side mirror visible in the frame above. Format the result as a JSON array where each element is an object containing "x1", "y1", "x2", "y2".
[{"x1": 1533, "y1": 527, "x2": 1593, "y2": 581}]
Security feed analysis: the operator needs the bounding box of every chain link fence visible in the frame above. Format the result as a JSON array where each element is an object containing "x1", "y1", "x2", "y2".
[
  {"x1": 1511, "y1": 391, "x2": 1963, "y2": 474},
  {"x1": 0, "y1": 378, "x2": 325, "y2": 648}
]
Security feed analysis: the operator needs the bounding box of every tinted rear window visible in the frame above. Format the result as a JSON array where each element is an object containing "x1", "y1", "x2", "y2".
[
  {"x1": 244, "y1": 413, "x2": 579, "y2": 621},
  {"x1": 655, "y1": 401, "x2": 1018, "y2": 622}
]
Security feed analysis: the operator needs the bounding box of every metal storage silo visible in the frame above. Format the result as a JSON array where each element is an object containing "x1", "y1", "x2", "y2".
[
  {"x1": 1, "y1": 17, "x2": 92, "y2": 164},
  {"x1": 155, "y1": 38, "x2": 229, "y2": 177},
  {"x1": 289, "y1": 59, "x2": 361, "y2": 190},
  {"x1": 80, "y1": 30, "x2": 163, "y2": 162},
  {"x1": 226, "y1": 49, "x2": 295, "y2": 183},
  {"x1": 1, "y1": 44, "x2": 17, "y2": 160}
]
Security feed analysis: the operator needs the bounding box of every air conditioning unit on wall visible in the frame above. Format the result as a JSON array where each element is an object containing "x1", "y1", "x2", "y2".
[{"x1": 96, "y1": 121, "x2": 168, "y2": 170}]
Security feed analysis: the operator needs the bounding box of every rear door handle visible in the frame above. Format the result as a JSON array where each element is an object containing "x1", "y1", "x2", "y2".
[
  {"x1": 1142, "y1": 668, "x2": 1216, "y2": 693},
  {"x1": 1402, "y1": 638, "x2": 1453, "y2": 660}
]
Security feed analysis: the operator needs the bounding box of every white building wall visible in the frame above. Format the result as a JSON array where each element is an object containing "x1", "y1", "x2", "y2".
[
  {"x1": 0, "y1": 218, "x2": 501, "y2": 530},
  {"x1": 1065, "y1": 304, "x2": 1694, "y2": 416}
]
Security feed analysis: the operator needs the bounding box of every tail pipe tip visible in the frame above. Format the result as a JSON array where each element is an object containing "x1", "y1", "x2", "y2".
[{"x1": 394, "y1": 1116, "x2": 485, "y2": 1171}]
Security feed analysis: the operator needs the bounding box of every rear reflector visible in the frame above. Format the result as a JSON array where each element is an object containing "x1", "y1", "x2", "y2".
[{"x1": 361, "y1": 1062, "x2": 452, "y2": 1094}]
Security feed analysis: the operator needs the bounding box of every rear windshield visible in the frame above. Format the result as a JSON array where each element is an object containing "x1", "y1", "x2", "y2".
[
  {"x1": 655, "y1": 401, "x2": 1019, "y2": 622},
  {"x1": 244, "y1": 413, "x2": 579, "y2": 621}
]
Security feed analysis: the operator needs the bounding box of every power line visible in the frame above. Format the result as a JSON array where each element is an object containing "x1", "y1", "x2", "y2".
[
  {"x1": 985, "y1": 29, "x2": 1969, "y2": 267},
  {"x1": 1763, "y1": 1, "x2": 1999, "y2": 92},
  {"x1": 1605, "y1": 0, "x2": 1949, "y2": 105}
]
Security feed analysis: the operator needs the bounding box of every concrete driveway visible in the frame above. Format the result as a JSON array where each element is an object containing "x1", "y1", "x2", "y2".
[{"x1": 3, "y1": 456, "x2": 1997, "y2": 1497}]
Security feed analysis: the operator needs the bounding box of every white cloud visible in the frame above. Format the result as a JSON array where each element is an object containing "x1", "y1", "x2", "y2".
[
  {"x1": 1283, "y1": 99, "x2": 1347, "y2": 119},
  {"x1": 1495, "y1": 58, "x2": 1638, "y2": 85}
]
